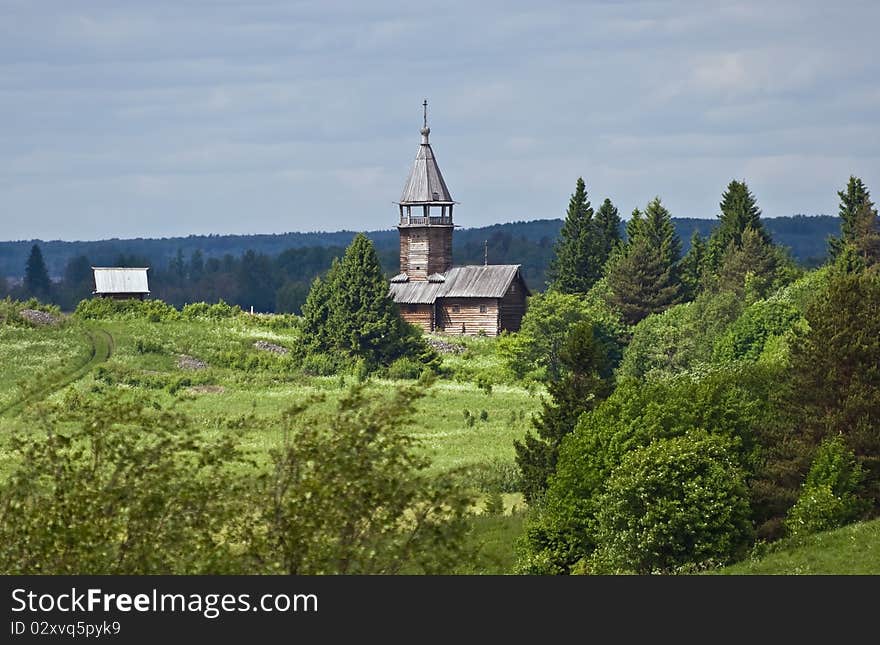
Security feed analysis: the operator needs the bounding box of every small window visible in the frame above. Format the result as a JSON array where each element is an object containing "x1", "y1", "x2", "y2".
[
  {"x1": 510, "y1": 284, "x2": 516, "y2": 293},
  {"x1": 407, "y1": 304, "x2": 418, "y2": 313},
  {"x1": 451, "y1": 305, "x2": 460, "y2": 314},
  {"x1": 479, "y1": 304, "x2": 487, "y2": 313}
]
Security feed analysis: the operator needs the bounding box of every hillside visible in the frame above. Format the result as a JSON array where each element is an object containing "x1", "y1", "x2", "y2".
[{"x1": 717, "y1": 519, "x2": 880, "y2": 575}]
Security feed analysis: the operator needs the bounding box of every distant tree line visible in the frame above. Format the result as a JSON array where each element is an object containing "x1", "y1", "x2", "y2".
[{"x1": 0, "y1": 214, "x2": 844, "y2": 310}]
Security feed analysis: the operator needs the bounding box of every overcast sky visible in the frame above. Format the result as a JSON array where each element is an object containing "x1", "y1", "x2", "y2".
[{"x1": 1, "y1": 0, "x2": 878, "y2": 241}]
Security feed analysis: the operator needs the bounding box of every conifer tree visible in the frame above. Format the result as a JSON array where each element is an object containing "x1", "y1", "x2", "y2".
[
  {"x1": 547, "y1": 178, "x2": 604, "y2": 293},
  {"x1": 514, "y1": 321, "x2": 613, "y2": 502},
  {"x1": 680, "y1": 231, "x2": 708, "y2": 298},
  {"x1": 605, "y1": 198, "x2": 683, "y2": 325},
  {"x1": 829, "y1": 176, "x2": 877, "y2": 258},
  {"x1": 301, "y1": 234, "x2": 435, "y2": 370},
  {"x1": 707, "y1": 180, "x2": 769, "y2": 269},
  {"x1": 23, "y1": 244, "x2": 51, "y2": 300},
  {"x1": 595, "y1": 198, "x2": 622, "y2": 262},
  {"x1": 716, "y1": 227, "x2": 781, "y2": 299}
]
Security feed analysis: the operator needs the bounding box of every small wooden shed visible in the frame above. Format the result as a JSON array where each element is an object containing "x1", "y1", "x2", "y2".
[{"x1": 92, "y1": 267, "x2": 150, "y2": 300}]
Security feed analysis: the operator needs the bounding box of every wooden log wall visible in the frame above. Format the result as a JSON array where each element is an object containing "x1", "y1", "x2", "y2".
[{"x1": 437, "y1": 297, "x2": 500, "y2": 336}]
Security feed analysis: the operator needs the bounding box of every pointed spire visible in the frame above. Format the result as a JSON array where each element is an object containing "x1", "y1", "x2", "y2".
[
  {"x1": 421, "y1": 99, "x2": 430, "y2": 144},
  {"x1": 399, "y1": 99, "x2": 452, "y2": 204}
]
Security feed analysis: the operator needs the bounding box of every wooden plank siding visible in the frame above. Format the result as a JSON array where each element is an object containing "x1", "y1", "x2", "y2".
[
  {"x1": 399, "y1": 303, "x2": 434, "y2": 333},
  {"x1": 437, "y1": 297, "x2": 500, "y2": 336},
  {"x1": 398, "y1": 226, "x2": 452, "y2": 281},
  {"x1": 499, "y1": 279, "x2": 527, "y2": 332}
]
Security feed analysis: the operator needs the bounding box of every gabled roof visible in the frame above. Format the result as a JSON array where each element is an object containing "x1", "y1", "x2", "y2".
[
  {"x1": 441, "y1": 265, "x2": 524, "y2": 298},
  {"x1": 389, "y1": 265, "x2": 528, "y2": 304},
  {"x1": 398, "y1": 128, "x2": 454, "y2": 205},
  {"x1": 92, "y1": 267, "x2": 150, "y2": 294}
]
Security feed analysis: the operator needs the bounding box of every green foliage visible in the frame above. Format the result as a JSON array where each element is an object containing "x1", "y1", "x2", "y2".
[
  {"x1": 680, "y1": 231, "x2": 708, "y2": 297},
  {"x1": 385, "y1": 355, "x2": 427, "y2": 380},
  {"x1": 479, "y1": 409, "x2": 489, "y2": 422},
  {"x1": 606, "y1": 198, "x2": 683, "y2": 325},
  {"x1": 785, "y1": 436, "x2": 867, "y2": 538},
  {"x1": 523, "y1": 364, "x2": 776, "y2": 572},
  {"x1": 74, "y1": 297, "x2": 181, "y2": 322},
  {"x1": 786, "y1": 269, "x2": 880, "y2": 506},
  {"x1": 514, "y1": 321, "x2": 613, "y2": 502},
  {"x1": 250, "y1": 380, "x2": 473, "y2": 574},
  {"x1": 588, "y1": 432, "x2": 753, "y2": 574},
  {"x1": 301, "y1": 234, "x2": 437, "y2": 371},
  {"x1": 483, "y1": 490, "x2": 505, "y2": 516},
  {"x1": 717, "y1": 517, "x2": 880, "y2": 575},
  {"x1": 0, "y1": 397, "x2": 251, "y2": 574},
  {"x1": 180, "y1": 300, "x2": 243, "y2": 320},
  {"x1": 713, "y1": 299, "x2": 802, "y2": 363},
  {"x1": 547, "y1": 177, "x2": 605, "y2": 293},
  {"x1": 707, "y1": 180, "x2": 770, "y2": 270},
  {"x1": 23, "y1": 244, "x2": 52, "y2": 301},
  {"x1": 498, "y1": 286, "x2": 624, "y2": 381},
  {"x1": 0, "y1": 297, "x2": 62, "y2": 327},
  {"x1": 828, "y1": 176, "x2": 877, "y2": 257},
  {"x1": 618, "y1": 291, "x2": 742, "y2": 380},
  {"x1": 595, "y1": 198, "x2": 622, "y2": 261}
]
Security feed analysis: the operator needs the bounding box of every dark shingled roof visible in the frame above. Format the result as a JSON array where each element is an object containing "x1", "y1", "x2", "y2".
[{"x1": 389, "y1": 265, "x2": 527, "y2": 304}]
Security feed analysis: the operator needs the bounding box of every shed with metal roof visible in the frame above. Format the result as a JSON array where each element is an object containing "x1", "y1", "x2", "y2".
[{"x1": 92, "y1": 267, "x2": 150, "y2": 300}]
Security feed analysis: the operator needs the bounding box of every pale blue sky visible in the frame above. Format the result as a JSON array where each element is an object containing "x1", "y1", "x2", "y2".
[{"x1": 1, "y1": 0, "x2": 878, "y2": 241}]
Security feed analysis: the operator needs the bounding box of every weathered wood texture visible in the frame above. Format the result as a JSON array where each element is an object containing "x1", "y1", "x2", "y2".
[
  {"x1": 398, "y1": 225, "x2": 453, "y2": 280},
  {"x1": 437, "y1": 297, "x2": 500, "y2": 336},
  {"x1": 499, "y1": 278, "x2": 527, "y2": 332},
  {"x1": 399, "y1": 303, "x2": 434, "y2": 332}
]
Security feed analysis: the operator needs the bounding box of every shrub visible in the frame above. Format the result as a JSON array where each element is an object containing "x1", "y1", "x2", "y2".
[
  {"x1": 483, "y1": 491, "x2": 504, "y2": 516},
  {"x1": 713, "y1": 299, "x2": 802, "y2": 363},
  {"x1": 588, "y1": 432, "x2": 753, "y2": 574},
  {"x1": 523, "y1": 363, "x2": 777, "y2": 572},
  {"x1": 785, "y1": 436, "x2": 868, "y2": 538},
  {"x1": 74, "y1": 297, "x2": 179, "y2": 322},
  {"x1": 498, "y1": 285, "x2": 625, "y2": 381},
  {"x1": 181, "y1": 300, "x2": 242, "y2": 320},
  {"x1": 618, "y1": 290, "x2": 741, "y2": 380},
  {"x1": 386, "y1": 356, "x2": 425, "y2": 380}
]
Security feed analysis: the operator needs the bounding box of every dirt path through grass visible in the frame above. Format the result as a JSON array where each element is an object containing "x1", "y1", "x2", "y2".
[{"x1": 0, "y1": 326, "x2": 113, "y2": 418}]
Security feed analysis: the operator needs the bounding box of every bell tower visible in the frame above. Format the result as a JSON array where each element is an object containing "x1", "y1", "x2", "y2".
[{"x1": 396, "y1": 100, "x2": 454, "y2": 281}]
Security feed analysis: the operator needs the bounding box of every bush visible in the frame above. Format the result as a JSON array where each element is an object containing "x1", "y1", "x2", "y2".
[
  {"x1": 618, "y1": 291, "x2": 741, "y2": 380},
  {"x1": 300, "y1": 352, "x2": 343, "y2": 377},
  {"x1": 386, "y1": 356, "x2": 425, "y2": 380},
  {"x1": 74, "y1": 297, "x2": 179, "y2": 322},
  {"x1": 713, "y1": 299, "x2": 802, "y2": 363},
  {"x1": 785, "y1": 436, "x2": 868, "y2": 538},
  {"x1": 522, "y1": 363, "x2": 777, "y2": 572},
  {"x1": 588, "y1": 432, "x2": 753, "y2": 574},
  {"x1": 181, "y1": 300, "x2": 243, "y2": 320},
  {"x1": 498, "y1": 285, "x2": 625, "y2": 381}
]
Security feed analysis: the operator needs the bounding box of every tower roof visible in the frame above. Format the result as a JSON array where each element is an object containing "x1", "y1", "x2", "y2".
[{"x1": 398, "y1": 101, "x2": 454, "y2": 205}]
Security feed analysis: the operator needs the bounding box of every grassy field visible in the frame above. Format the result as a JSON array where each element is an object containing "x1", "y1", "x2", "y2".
[
  {"x1": 716, "y1": 519, "x2": 880, "y2": 574},
  {"x1": 0, "y1": 311, "x2": 540, "y2": 572}
]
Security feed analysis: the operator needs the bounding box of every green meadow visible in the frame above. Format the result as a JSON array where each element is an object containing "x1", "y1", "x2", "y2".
[{"x1": 0, "y1": 309, "x2": 537, "y2": 573}]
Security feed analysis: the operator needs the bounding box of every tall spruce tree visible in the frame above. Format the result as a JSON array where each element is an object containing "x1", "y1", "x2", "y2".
[
  {"x1": 547, "y1": 178, "x2": 604, "y2": 293},
  {"x1": 680, "y1": 231, "x2": 708, "y2": 298},
  {"x1": 23, "y1": 244, "x2": 51, "y2": 300},
  {"x1": 595, "y1": 198, "x2": 622, "y2": 263},
  {"x1": 606, "y1": 198, "x2": 683, "y2": 325},
  {"x1": 707, "y1": 180, "x2": 769, "y2": 269},
  {"x1": 829, "y1": 176, "x2": 877, "y2": 258},
  {"x1": 514, "y1": 321, "x2": 613, "y2": 502}
]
